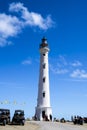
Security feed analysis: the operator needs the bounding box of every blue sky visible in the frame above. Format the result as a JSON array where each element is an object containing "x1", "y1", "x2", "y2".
[{"x1": 0, "y1": 0, "x2": 87, "y2": 120}]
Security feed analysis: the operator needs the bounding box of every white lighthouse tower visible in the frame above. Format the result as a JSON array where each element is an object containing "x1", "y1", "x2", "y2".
[{"x1": 35, "y1": 37, "x2": 52, "y2": 121}]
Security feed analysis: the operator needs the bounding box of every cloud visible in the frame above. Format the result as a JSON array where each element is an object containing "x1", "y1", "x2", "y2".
[
  {"x1": 70, "y1": 60, "x2": 82, "y2": 67},
  {"x1": 70, "y1": 69, "x2": 87, "y2": 78},
  {"x1": 50, "y1": 55, "x2": 69, "y2": 74},
  {"x1": 0, "y1": 13, "x2": 22, "y2": 46},
  {"x1": 0, "y1": 13, "x2": 22, "y2": 37},
  {"x1": 22, "y1": 59, "x2": 32, "y2": 65},
  {"x1": 9, "y1": 2, "x2": 54, "y2": 30},
  {"x1": 50, "y1": 55, "x2": 87, "y2": 79},
  {"x1": 0, "y1": 100, "x2": 26, "y2": 105},
  {"x1": 56, "y1": 69, "x2": 68, "y2": 74},
  {"x1": 58, "y1": 55, "x2": 67, "y2": 66},
  {"x1": 50, "y1": 64, "x2": 68, "y2": 74},
  {"x1": 0, "y1": 2, "x2": 54, "y2": 47}
]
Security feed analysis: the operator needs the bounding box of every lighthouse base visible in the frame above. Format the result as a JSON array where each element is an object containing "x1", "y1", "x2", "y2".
[{"x1": 35, "y1": 106, "x2": 52, "y2": 121}]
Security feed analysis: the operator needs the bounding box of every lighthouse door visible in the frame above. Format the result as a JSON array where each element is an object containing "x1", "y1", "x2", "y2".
[{"x1": 42, "y1": 111, "x2": 45, "y2": 119}]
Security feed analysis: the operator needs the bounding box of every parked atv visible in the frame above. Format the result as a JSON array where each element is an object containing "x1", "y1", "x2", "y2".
[
  {"x1": 12, "y1": 110, "x2": 25, "y2": 125},
  {"x1": 60, "y1": 118, "x2": 66, "y2": 123},
  {"x1": 0, "y1": 109, "x2": 10, "y2": 126}
]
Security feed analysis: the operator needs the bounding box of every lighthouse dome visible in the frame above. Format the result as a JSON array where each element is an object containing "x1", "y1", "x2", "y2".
[{"x1": 40, "y1": 37, "x2": 48, "y2": 49}]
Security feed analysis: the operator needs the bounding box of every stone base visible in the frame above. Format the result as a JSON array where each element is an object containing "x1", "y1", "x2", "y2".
[{"x1": 35, "y1": 106, "x2": 52, "y2": 121}]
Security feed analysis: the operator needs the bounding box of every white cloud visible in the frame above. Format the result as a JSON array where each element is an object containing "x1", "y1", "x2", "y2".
[
  {"x1": 9, "y1": 2, "x2": 54, "y2": 30},
  {"x1": 58, "y1": 55, "x2": 67, "y2": 66},
  {"x1": 0, "y1": 13, "x2": 22, "y2": 37},
  {"x1": 50, "y1": 55, "x2": 87, "y2": 79},
  {"x1": 22, "y1": 59, "x2": 32, "y2": 65},
  {"x1": 0, "y1": 13, "x2": 22, "y2": 46},
  {"x1": 56, "y1": 69, "x2": 68, "y2": 74},
  {"x1": 70, "y1": 69, "x2": 87, "y2": 78},
  {"x1": 50, "y1": 64, "x2": 68, "y2": 74},
  {"x1": 0, "y1": 2, "x2": 54, "y2": 47},
  {"x1": 50, "y1": 55, "x2": 68, "y2": 75},
  {"x1": 70, "y1": 60, "x2": 82, "y2": 67}
]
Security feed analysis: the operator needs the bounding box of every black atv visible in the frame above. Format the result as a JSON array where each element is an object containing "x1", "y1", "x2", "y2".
[
  {"x1": 0, "y1": 109, "x2": 10, "y2": 126},
  {"x1": 12, "y1": 110, "x2": 25, "y2": 125},
  {"x1": 60, "y1": 118, "x2": 66, "y2": 123}
]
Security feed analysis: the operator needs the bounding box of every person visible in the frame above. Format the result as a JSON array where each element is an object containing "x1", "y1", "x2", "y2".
[
  {"x1": 50, "y1": 114, "x2": 52, "y2": 121},
  {"x1": 45, "y1": 115, "x2": 49, "y2": 121},
  {"x1": 73, "y1": 116, "x2": 77, "y2": 124},
  {"x1": 79, "y1": 117, "x2": 83, "y2": 125}
]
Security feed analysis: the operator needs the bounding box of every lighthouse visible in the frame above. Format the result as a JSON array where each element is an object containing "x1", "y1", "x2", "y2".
[{"x1": 35, "y1": 37, "x2": 52, "y2": 121}]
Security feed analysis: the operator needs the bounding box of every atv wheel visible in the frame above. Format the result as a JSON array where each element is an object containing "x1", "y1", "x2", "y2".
[{"x1": 3, "y1": 120, "x2": 6, "y2": 126}]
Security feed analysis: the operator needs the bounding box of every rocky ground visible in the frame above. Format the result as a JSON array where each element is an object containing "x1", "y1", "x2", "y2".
[{"x1": 0, "y1": 121, "x2": 87, "y2": 130}]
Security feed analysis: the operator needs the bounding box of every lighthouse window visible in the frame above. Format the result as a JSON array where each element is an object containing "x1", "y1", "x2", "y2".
[
  {"x1": 43, "y1": 54, "x2": 45, "y2": 56},
  {"x1": 43, "y1": 92, "x2": 45, "y2": 97},
  {"x1": 43, "y1": 77, "x2": 45, "y2": 82},
  {"x1": 43, "y1": 63, "x2": 46, "y2": 69}
]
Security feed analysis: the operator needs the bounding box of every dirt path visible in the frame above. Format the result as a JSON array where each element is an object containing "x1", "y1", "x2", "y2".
[
  {"x1": 0, "y1": 121, "x2": 39, "y2": 130},
  {"x1": 34, "y1": 121, "x2": 87, "y2": 130},
  {"x1": 0, "y1": 121, "x2": 87, "y2": 130}
]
